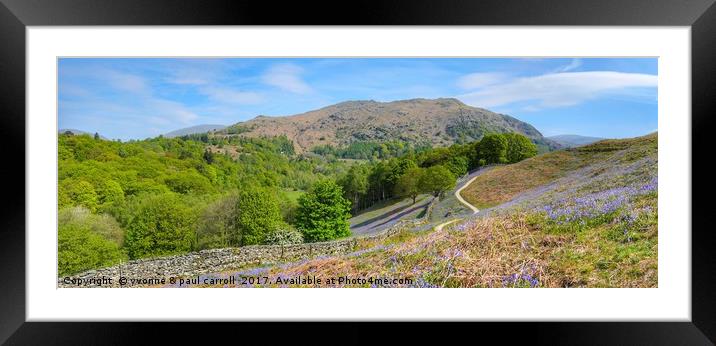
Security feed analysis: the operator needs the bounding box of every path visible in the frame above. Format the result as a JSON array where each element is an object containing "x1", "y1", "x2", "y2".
[
  {"x1": 433, "y1": 169, "x2": 483, "y2": 231},
  {"x1": 454, "y1": 174, "x2": 480, "y2": 214}
]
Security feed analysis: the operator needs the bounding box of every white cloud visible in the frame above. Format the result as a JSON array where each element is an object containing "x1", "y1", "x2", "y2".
[
  {"x1": 554, "y1": 58, "x2": 582, "y2": 73},
  {"x1": 457, "y1": 71, "x2": 657, "y2": 109},
  {"x1": 63, "y1": 69, "x2": 199, "y2": 129},
  {"x1": 261, "y1": 63, "x2": 313, "y2": 94},
  {"x1": 104, "y1": 70, "x2": 149, "y2": 93},
  {"x1": 146, "y1": 99, "x2": 198, "y2": 124},
  {"x1": 456, "y1": 72, "x2": 507, "y2": 89},
  {"x1": 199, "y1": 86, "x2": 264, "y2": 105},
  {"x1": 165, "y1": 67, "x2": 214, "y2": 85}
]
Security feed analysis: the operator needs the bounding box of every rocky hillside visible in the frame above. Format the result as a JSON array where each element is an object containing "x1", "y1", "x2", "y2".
[{"x1": 220, "y1": 98, "x2": 560, "y2": 153}]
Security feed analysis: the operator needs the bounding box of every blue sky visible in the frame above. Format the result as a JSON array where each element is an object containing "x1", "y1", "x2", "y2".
[{"x1": 58, "y1": 58, "x2": 657, "y2": 140}]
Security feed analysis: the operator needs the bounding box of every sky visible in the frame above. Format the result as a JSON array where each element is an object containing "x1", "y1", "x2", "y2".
[{"x1": 58, "y1": 58, "x2": 658, "y2": 141}]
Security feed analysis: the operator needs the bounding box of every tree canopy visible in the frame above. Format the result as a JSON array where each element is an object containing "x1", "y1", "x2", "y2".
[
  {"x1": 238, "y1": 186, "x2": 284, "y2": 246},
  {"x1": 394, "y1": 166, "x2": 425, "y2": 204},
  {"x1": 420, "y1": 165, "x2": 456, "y2": 199},
  {"x1": 295, "y1": 180, "x2": 352, "y2": 242},
  {"x1": 124, "y1": 193, "x2": 196, "y2": 259}
]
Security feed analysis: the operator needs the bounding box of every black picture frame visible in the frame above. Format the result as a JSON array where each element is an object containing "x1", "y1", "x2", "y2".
[{"x1": 1, "y1": 0, "x2": 714, "y2": 344}]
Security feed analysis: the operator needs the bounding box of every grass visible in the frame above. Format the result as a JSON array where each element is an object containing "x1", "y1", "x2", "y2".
[
  {"x1": 461, "y1": 133, "x2": 657, "y2": 209},
  {"x1": 349, "y1": 195, "x2": 428, "y2": 226},
  {"x1": 460, "y1": 151, "x2": 585, "y2": 209}
]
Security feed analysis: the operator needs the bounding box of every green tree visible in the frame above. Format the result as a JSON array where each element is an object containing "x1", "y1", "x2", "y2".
[
  {"x1": 97, "y1": 179, "x2": 125, "y2": 209},
  {"x1": 419, "y1": 165, "x2": 456, "y2": 199},
  {"x1": 196, "y1": 193, "x2": 240, "y2": 249},
  {"x1": 339, "y1": 165, "x2": 369, "y2": 211},
  {"x1": 58, "y1": 223, "x2": 126, "y2": 276},
  {"x1": 479, "y1": 133, "x2": 508, "y2": 164},
  {"x1": 163, "y1": 171, "x2": 213, "y2": 194},
  {"x1": 446, "y1": 155, "x2": 469, "y2": 177},
  {"x1": 296, "y1": 180, "x2": 351, "y2": 242},
  {"x1": 65, "y1": 180, "x2": 100, "y2": 212},
  {"x1": 237, "y1": 187, "x2": 284, "y2": 245},
  {"x1": 394, "y1": 167, "x2": 424, "y2": 204},
  {"x1": 504, "y1": 132, "x2": 538, "y2": 163},
  {"x1": 125, "y1": 193, "x2": 196, "y2": 259}
]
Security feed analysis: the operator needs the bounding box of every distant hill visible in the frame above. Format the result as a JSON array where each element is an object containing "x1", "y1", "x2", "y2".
[
  {"x1": 59, "y1": 129, "x2": 107, "y2": 140},
  {"x1": 219, "y1": 98, "x2": 560, "y2": 153},
  {"x1": 165, "y1": 124, "x2": 227, "y2": 138},
  {"x1": 547, "y1": 134, "x2": 604, "y2": 148}
]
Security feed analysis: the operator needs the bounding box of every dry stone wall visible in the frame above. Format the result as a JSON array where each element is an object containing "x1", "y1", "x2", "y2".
[{"x1": 59, "y1": 198, "x2": 437, "y2": 288}]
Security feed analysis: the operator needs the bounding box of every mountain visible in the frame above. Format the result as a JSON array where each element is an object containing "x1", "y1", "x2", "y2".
[
  {"x1": 165, "y1": 124, "x2": 227, "y2": 138},
  {"x1": 547, "y1": 134, "x2": 604, "y2": 148},
  {"x1": 220, "y1": 98, "x2": 560, "y2": 153},
  {"x1": 59, "y1": 129, "x2": 107, "y2": 140}
]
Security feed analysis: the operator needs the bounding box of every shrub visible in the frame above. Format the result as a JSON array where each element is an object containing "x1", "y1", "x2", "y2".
[
  {"x1": 264, "y1": 227, "x2": 304, "y2": 246},
  {"x1": 124, "y1": 193, "x2": 196, "y2": 259},
  {"x1": 58, "y1": 223, "x2": 126, "y2": 276},
  {"x1": 59, "y1": 206, "x2": 125, "y2": 247}
]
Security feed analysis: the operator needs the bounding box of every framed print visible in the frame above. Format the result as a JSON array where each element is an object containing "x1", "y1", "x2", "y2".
[{"x1": 1, "y1": 0, "x2": 715, "y2": 343}]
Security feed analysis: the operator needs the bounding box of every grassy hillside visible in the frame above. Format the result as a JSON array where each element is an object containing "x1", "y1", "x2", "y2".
[
  {"x1": 461, "y1": 133, "x2": 657, "y2": 209},
  {"x1": 194, "y1": 133, "x2": 657, "y2": 288}
]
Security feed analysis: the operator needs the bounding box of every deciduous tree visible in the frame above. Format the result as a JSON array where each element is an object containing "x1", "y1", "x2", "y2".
[
  {"x1": 237, "y1": 186, "x2": 283, "y2": 245},
  {"x1": 504, "y1": 132, "x2": 538, "y2": 163},
  {"x1": 479, "y1": 133, "x2": 508, "y2": 164},
  {"x1": 419, "y1": 165, "x2": 456, "y2": 199},
  {"x1": 125, "y1": 193, "x2": 196, "y2": 259},
  {"x1": 395, "y1": 167, "x2": 424, "y2": 204},
  {"x1": 295, "y1": 180, "x2": 351, "y2": 242}
]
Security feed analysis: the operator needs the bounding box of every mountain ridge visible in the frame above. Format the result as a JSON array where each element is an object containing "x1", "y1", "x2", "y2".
[
  {"x1": 165, "y1": 124, "x2": 227, "y2": 138},
  {"x1": 547, "y1": 134, "x2": 605, "y2": 148},
  {"x1": 217, "y1": 98, "x2": 560, "y2": 153}
]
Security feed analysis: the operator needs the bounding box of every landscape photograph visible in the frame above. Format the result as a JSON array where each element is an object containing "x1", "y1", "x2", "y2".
[{"x1": 57, "y1": 57, "x2": 658, "y2": 288}]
